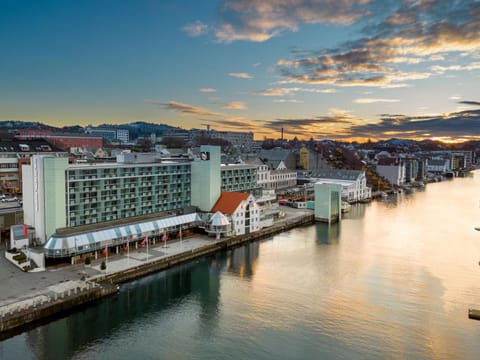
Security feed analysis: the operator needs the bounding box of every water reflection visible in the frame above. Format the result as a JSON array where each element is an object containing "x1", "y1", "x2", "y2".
[
  {"x1": 4, "y1": 173, "x2": 480, "y2": 359},
  {"x1": 315, "y1": 223, "x2": 340, "y2": 245},
  {"x1": 227, "y1": 242, "x2": 260, "y2": 279},
  {"x1": 22, "y1": 258, "x2": 223, "y2": 359}
]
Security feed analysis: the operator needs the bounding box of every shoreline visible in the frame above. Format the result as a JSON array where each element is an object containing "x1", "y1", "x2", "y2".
[{"x1": 0, "y1": 209, "x2": 314, "y2": 338}]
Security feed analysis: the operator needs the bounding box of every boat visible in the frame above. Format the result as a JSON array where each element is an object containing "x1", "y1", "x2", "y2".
[{"x1": 341, "y1": 201, "x2": 351, "y2": 213}]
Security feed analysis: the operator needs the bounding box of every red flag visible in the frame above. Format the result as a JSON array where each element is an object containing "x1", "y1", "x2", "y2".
[
  {"x1": 23, "y1": 224, "x2": 28, "y2": 238},
  {"x1": 141, "y1": 237, "x2": 147, "y2": 246},
  {"x1": 103, "y1": 246, "x2": 107, "y2": 255},
  {"x1": 124, "y1": 242, "x2": 129, "y2": 250},
  {"x1": 162, "y1": 232, "x2": 167, "y2": 241}
]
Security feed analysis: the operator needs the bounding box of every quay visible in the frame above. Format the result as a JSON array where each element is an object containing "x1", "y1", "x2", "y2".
[{"x1": 0, "y1": 207, "x2": 313, "y2": 338}]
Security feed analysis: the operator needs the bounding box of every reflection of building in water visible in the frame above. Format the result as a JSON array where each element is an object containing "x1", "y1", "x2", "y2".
[
  {"x1": 316, "y1": 222, "x2": 341, "y2": 245},
  {"x1": 227, "y1": 242, "x2": 260, "y2": 279},
  {"x1": 344, "y1": 203, "x2": 367, "y2": 219},
  {"x1": 25, "y1": 258, "x2": 222, "y2": 358}
]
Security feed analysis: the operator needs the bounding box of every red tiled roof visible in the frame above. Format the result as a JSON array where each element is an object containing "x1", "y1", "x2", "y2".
[{"x1": 211, "y1": 192, "x2": 250, "y2": 214}]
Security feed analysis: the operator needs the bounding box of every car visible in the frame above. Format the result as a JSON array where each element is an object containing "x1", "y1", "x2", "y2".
[{"x1": 1, "y1": 196, "x2": 18, "y2": 202}]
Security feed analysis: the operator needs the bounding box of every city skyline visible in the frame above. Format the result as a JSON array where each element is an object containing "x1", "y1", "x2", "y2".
[{"x1": 1, "y1": 0, "x2": 479, "y2": 142}]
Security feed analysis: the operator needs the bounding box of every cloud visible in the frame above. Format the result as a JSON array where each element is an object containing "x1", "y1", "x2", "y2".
[
  {"x1": 182, "y1": 20, "x2": 209, "y2": 37},
  {"x1": 459, "y1": 101, "x2": 480, "y2": 107},
  {"x1": 273, "y1": 99, "x2": 304, "y2": 103},
  {"x1": 206, "y1": 117, "x2": 264, "y2": 132},
  {"x1": 252, "y1": 87, "x2": 337, "y2": 96},
  {"x1": 229, "y1": 72, "x2": 253, "y2": 79},
  {"x1": 213, "y1": 0, "x2": 370, "y2": 43},
  {"x1": 354, "y1": 98, "x2": 400, "y2": 104},
  {"x1": 222, "y1": 101, "x2": 248, "y2": 110},
  {"x1": 199, "y1": 88, "x2": 217, "y2": 93},
  {"x1": 145, "y1": 99, "x2": 224, "y2": 117},
  {"x1": 430, "y1": 62, "x2": 480, "y2": 74},
  {"x1": 262, "y1": 114, "x2": 355, "y2": 137},
  {"x1": 276, "y1": 1, "x2": 480, "y2": 87},
  {"x1": 347, "y1": 109, "x2": 480, "y2": 140}
]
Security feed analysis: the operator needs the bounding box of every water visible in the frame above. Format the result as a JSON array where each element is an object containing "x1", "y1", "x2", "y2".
[{"x1": 2, "y1": 173, "x2": 480, "y2": 359}]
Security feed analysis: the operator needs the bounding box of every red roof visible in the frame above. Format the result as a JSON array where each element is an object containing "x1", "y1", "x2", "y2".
[{"x1": 211, "y1": 192, "x2": 250, "y2": 214}]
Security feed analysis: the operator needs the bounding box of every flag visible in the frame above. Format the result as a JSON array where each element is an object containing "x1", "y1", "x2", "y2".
[
  {"x1": 103, "y1": 246, "x2": 107, "y2": 255},
  {"x1": 124, "y1": 242, "x2": 129, "y2": 250},
  {"x1": 23, "y1": 224, "x2": 28, "y2": 238},
  {"x1": 141, "y1": 237, "x2": 147, "y2": 246},
  {"x1": 162, "y1": 232, "x2": 167, "y2": 241}
]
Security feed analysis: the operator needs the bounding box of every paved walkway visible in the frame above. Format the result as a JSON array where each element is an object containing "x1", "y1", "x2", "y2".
[{"x1": 0, "y1": 207, "x2": 312, "y2": 316}]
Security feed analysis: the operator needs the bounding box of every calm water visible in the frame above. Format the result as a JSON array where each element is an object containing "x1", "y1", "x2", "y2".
[{"x1": 3, "y1": 173, "x2": 480, "y2": 359}]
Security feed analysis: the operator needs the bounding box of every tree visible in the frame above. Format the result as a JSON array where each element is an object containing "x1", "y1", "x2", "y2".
[{"x1": 160, "y1": 136, "x2": 187, "y2": 148}]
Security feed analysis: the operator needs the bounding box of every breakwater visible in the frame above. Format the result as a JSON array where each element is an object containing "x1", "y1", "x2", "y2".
[{"x1": 0, "y1": 212, "x2": 314, "y2": 337}]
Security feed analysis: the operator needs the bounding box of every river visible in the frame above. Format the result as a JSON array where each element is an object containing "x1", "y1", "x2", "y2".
[{"x1": 2, "y1": 173, "x2": 480, "y2": 359}]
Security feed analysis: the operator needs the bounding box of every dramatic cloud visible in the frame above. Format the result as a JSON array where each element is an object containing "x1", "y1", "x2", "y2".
[
  {"x1": 262, "y1": 114, "x2": 355, "y2": 137},
  {"x1": 213, "y1": 0, "x2": 371, "y2": 43},
  {"x1": 229, "y1": 72, "x2": 253, "y2": 79},
  {"x1": 276, "y1": 1, "x2": 480, "y2": 87},
  {"x1": 347, "y1": 109, "x2": 480, "y2": 140},
  {"x1": 354, "y1": 98, "x2": 400, "y2": 104},
  {"x1": 199, "y1": 88, "x2": 217, "y2": 93},
  {"x1": 459, "y1": 101, "x2": 480, "y2": 107},
  {"x1": 222, "y1": 101, "x2": 248, "y2": 110},
  {"x1": 206, "y1": 117, "x2": 265, "y2": 133},
  {"x1": 145, "y1": 100, "x2": 224, "y2": 117},
  {"x1": 182, "y1": 21, "x2": 209, "y2": 37}
]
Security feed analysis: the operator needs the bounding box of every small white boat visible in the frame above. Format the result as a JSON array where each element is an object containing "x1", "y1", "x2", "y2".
[{"x1": 341, "y1": 201, "x2": 351, "y2": 213}]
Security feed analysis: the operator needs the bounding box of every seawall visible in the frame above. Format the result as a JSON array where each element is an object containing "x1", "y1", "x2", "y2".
[
  {"x1": 94, "y1": 213, "x2": 314, "y2": 285},
  {"x1": 0, "y1": 212, "x2": 314, "y2": 337},
  {"x1": 0, "y1": 281, "x2": 118, "y2": 340}
]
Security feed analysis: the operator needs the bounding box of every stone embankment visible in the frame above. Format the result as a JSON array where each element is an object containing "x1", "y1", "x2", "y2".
[
  {"x1": 0, "y1": 211, "x2": 314, "y2": 337},
  {"x1": 0, "y1": 280, "x2": 117, "y2": 340}
]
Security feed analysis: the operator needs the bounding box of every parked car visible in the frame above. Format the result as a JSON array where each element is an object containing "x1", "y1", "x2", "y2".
[{"x1": 1, "y1": 196, "x2": 18, "y2": 202}]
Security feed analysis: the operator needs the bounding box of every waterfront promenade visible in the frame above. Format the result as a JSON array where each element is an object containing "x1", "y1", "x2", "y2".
[{"x1": 0, "y1": 207, "x2": 312, "y2": 334}]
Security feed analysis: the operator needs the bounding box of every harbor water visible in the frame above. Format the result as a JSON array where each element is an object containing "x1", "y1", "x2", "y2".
[{"x1": 2, "y1": 172, "x2": 480, "y2": 359}]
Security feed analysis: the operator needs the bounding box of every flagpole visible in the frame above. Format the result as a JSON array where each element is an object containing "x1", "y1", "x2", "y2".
[
  {"x1": 146, "y1": 237, "x2": 149, "y2": 262},
  {"x1": 127, "y1": 241, "x2": 130, "y2": 267},
  {"x1": 105, "y1": 246, "x2": 108, "y2": 274}
]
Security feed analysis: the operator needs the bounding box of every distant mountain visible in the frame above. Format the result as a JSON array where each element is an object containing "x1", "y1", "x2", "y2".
[{"x1": 0, "y1": 120, "x2": 180, "y2": 140}]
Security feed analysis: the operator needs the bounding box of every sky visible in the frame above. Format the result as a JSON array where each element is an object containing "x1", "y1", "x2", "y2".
[{"x1": 1, "y1": 0, "x2": 480, "y2": 142}]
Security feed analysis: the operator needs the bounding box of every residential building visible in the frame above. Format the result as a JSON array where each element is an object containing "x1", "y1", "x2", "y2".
[
  {"x1": 211, "y1": 192, "x2": 260, "y2": 235},
  {"x1": 243, "y1": 158, "x2": 297, "y2": 191},
  {"x1": 376, "y1": 158, "x2": 406, "y2": 186},
  {"x1": 427, "y1": 158, "x2": 451, "y2": 174},
  {"x1": 259, "y1": 148, "x2": 297, "y2": 170},
  {"x1": 311, "y1": 169, "x2": 371, "y2": 203},
  {"x1": 16, "y1": 130, "x2": 104, "y2": 151},
  {"x1": 0, "y1": 139, "x2": 68, "y2": 193}
]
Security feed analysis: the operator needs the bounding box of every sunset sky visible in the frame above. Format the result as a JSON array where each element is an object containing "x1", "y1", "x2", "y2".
[{"x1": 1, "y1": 0, "x2": 480, "y2": 142}]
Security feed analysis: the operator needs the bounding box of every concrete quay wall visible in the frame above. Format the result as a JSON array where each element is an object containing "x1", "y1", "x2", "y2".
[
  {"x1": 0, "y1": 282, "x2": 117, "y2": 339},
  {"x1": 93, "y1": 213, "x2": 314, "y2": 285},
  {"x1": 0, "y1": 212, "x2": 314, "y2": 338}
]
